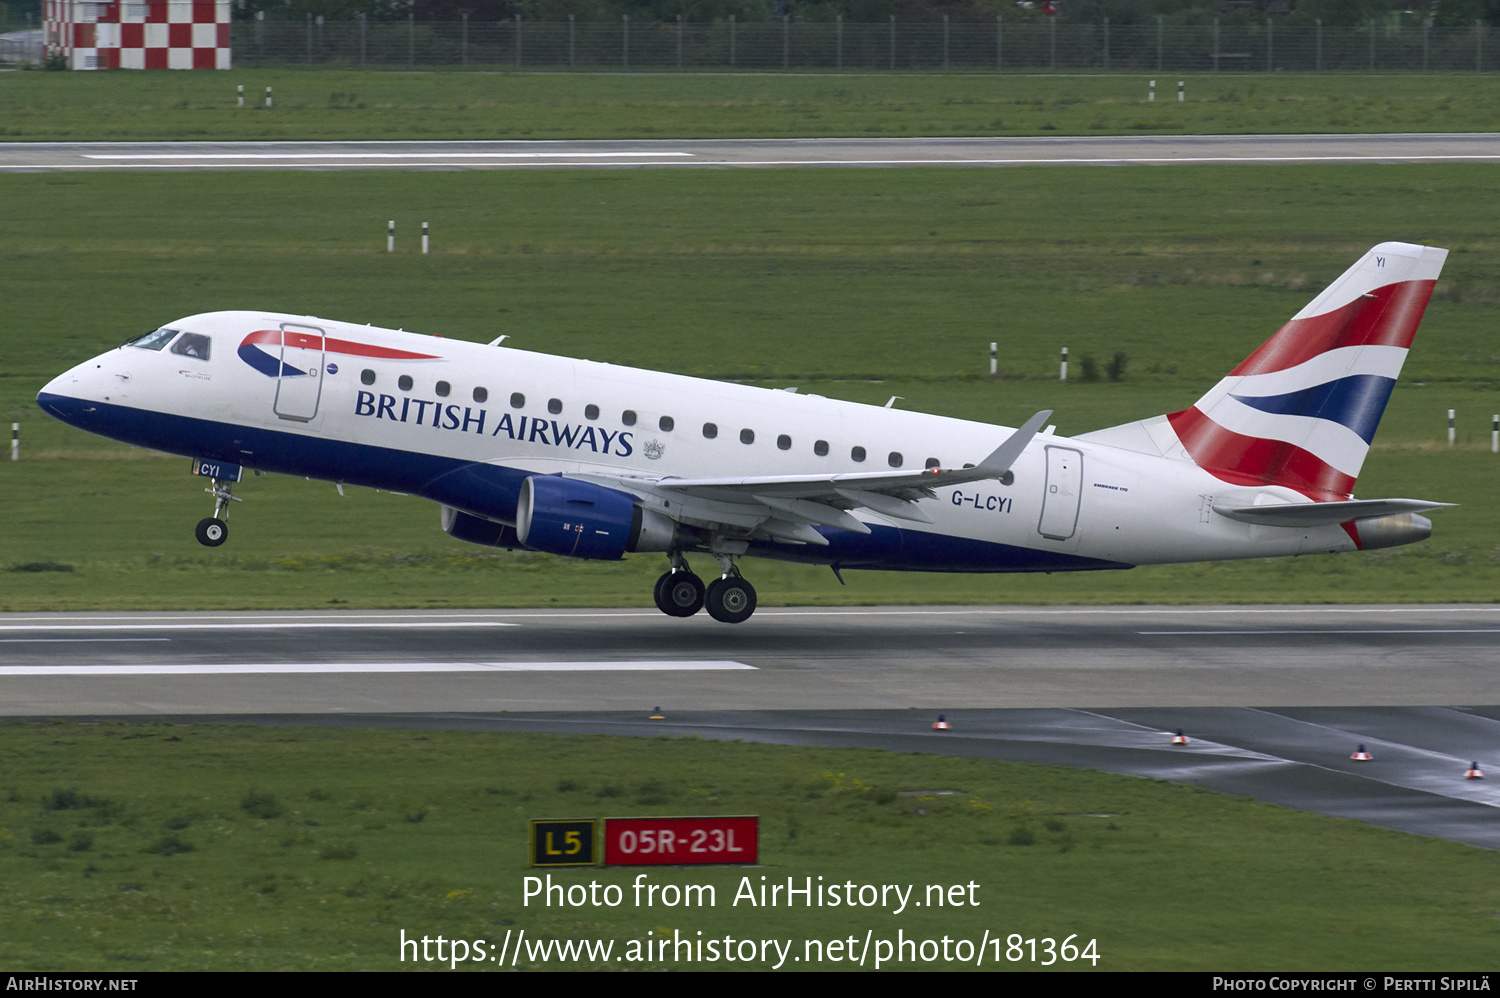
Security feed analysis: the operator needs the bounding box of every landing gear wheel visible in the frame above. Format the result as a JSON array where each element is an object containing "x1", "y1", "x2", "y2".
[
  {"x1": 195, "y1": 517, "x2": 228, "y2": 547},
  {"x1": 705, "y1": 576, "x2": 757, "y2": 624},
  {"x1": 653, "y1": 571, "x2": 705, "y2": 617}
]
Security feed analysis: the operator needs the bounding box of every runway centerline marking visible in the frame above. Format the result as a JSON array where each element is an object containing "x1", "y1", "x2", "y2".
[
  {"x1": 0, "y1": 660, "x2": 754, "y2": 676},
  {"x1": 0, "y1": 638, "x2": 171, "y2": 643}
]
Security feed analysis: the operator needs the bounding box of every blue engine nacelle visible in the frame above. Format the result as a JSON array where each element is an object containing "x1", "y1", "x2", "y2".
[
  {"x1": 440, "y1": 505, "x2": 522, "y2": 548},
  {"x1": 516, "y1": 475, "x2": 676, "y2": 560}
]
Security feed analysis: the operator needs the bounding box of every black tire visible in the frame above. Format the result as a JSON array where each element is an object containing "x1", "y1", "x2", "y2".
[
  {"x1": 705, "y1": 576, "x2": 756, "y2": 624},
  {"x1": 654, "y1": 571, "x2": 705, "y2": 617},
  {"x1": 195, "y1": 517, "x2": 228, "y2": 547}
]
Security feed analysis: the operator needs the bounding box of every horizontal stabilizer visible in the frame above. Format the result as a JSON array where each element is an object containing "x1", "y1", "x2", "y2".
[{"x1": 1212, "y1": 497, "x2": 1454, "y2": 528}]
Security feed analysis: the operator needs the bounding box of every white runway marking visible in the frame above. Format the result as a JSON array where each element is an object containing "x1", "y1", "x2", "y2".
[
  {"x1": 0, "y1": 622, "x2": 518, "y2": 631},
  {"x1": 1139, "y1": 629, "x2": 1500, "y2": 635},
  {"x1": 0, "y1": 660, "x2": 754, "y2": 676},
  {"x1": 84, "y1": 151, "x2": 694, "y2": 161},
  {"x1": 0, "y1": 638, "x2": 171, "y2": 643}
]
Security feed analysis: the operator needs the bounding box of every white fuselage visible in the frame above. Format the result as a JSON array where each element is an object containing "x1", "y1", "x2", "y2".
[{"x1": 38, "y1": 310, "x2": 1360, "y2": 574}]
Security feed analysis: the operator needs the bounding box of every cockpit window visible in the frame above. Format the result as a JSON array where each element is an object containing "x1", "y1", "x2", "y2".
[
  {"x1": 128, "y1": 328, "x2": 178, "y2": 351},
  {"x1": 170, "y1": 333, "x2": 211, "y2": 360}
]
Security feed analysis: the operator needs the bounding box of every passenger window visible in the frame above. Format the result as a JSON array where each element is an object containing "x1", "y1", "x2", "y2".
[
  {"x1": 549, "y1": 398, "x2": 563, "y2": 415},
  {"x1": 702, "y1": 422, "x2": 718, "y2": 439},
  {"x1": 129, "y1": 328, "x2": 177, "y2": 351},
  {"x1": 888, "y1": 452, "x2": 904, "y2": 468},
  {"x1": 511, "y1": 393, "x2": 525, "y2": 409},
  {"x1": 851, "y1": 446, "x2": 866, "y2": 463},
  {"x1": 622, "y1": 410, "x2": 637, "y2": 426},
  {"x1": 436, "y1": 381, "x2": 451, "y2": 397},
  {"x1": 740, "y1": 428, "x2": 755, "y2": 445},
  {"x1": 814, "y1": 440, "x2": 829, "y2": 457},
  {"x1": 169, "y1": 333, "x2": 211, "y2": 360},
  {"x1": 398, "y1": 375, "x2": 414, "y2": 391},
  {"x1": 361, "y1": 369, "x2": 376, "y2": 386},
  {"x1": 473, "y1": 387, "x2": 488, "y2": 403},
  {"x1": 659, "y1": 415, "x2": 674, "y2": 432},
  {"x1": 585, "y1": 404, "x2": 599, "y2": 421},
  {"x1": 777, "y1": 434, "x2": 792, "y2": 451},
  {"x1": 925, "y1": 457, "x2": 941, "y2": 469}
]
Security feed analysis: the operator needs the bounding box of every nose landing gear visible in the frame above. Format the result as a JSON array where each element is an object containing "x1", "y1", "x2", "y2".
[{"x1": 194, "y1": 476, "x2": 241, "y2": 548}]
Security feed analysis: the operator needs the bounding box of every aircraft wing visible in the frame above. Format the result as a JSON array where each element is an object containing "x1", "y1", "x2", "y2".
[{"x1": 569, "y1": 410, "x2": 1050, "y2": 545}]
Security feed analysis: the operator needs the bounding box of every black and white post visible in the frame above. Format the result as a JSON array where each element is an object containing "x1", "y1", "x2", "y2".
[
  {"x1": 265, "y1": 86, "x2": 273, "y2": 109},
  {"x1": 387, "y1": 220, "x2": 394, "y2": 253},
  {"x1": 989, "y1": 341, "x2": 998, "y2": 377},
  {"x1": 10, "y1": 423, "x2": 17, "y2": 462},
  {"x1": 1059, "y1": 346, "x2": 1069, "y2": 382},
  {"x1": 422, "y1": 222, "x2": 430, "y2": 255},
  {"x1": 1448, "y1": 408, "x2": 1456, "y2": 447},
  {"x1": 1492, "y1": 414, "x2": 1498, "y2": 454},
  {"x1": 1148, "y1": 79, "x2": 1155, "y2": 102},
  {"x1": 1178, "y1": 80, "x2": 1185, "y2": 102},
  {"x1": 237, "y1": 84, "x2": 243, "y2": 108}
]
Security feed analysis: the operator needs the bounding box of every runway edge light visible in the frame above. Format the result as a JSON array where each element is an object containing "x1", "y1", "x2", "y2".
[
  {"x1": 932, "y1": 714, "x2": 951, "y2": 731},
  {"x1": 1171, "y1": 729, "x2": 1188, "y2": 746},
  {"x1": 1351, "y1": 744, "x2": 1373, "y2": 761},
  {"x1": 1464, "y1": 762, "x2": 1484, "y2": 780}
]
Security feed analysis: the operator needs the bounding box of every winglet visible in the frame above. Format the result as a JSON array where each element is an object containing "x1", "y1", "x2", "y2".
[{"x1": 977, "y1": 410, "x2": 1052, "y2": 477}]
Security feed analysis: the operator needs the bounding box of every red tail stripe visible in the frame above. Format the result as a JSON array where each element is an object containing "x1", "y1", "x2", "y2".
[
  {"x1": 1167, "y1": 407, "x2": 1355, "y2": 500},
  {"x1": 243, "y1": 328, "x2": 440, "y2": 361},
  {"x1": 1229, "y1": 279, "x2": 1436, "y2": 377}
]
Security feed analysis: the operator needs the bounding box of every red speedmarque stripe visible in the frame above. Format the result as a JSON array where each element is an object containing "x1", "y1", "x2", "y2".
[
  {"x1": 241, "y1": 329, "x2": 441, "y2": 361},
  {"x1": 1229, "y1": 279, "x2": 1435, "y2": 377}
]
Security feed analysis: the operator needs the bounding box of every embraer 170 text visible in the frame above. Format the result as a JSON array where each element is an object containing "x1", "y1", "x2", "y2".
[{"x1": 39, "y1": 242, "x2": 1452, "y2": 623}]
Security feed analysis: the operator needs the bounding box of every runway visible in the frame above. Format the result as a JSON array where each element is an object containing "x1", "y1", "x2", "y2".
[
  {"x1": 5, "y1": 133, "x2": 1500, "y2": 172},
  {"x1": 2, "y1": 605, "x2": 1496, "y2": 848}
]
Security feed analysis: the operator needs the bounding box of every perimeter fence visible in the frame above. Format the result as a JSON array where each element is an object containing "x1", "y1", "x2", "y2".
[{"x1": 232, "y1": 17, "x2": 1500, "y2": 73}]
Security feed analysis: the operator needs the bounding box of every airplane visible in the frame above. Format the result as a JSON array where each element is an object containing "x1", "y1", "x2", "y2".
[{"x1": 37, "y1": 241, "x2": 1452, "y2": 624}]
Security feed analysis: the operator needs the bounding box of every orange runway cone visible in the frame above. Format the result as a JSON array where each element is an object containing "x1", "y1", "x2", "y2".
[
  {"x1": 1351, "y1": 744, "x2": 1373, "y2": 761},
  {"x1": 932, "y1": 714, "x2": 951, "y2": 732}
]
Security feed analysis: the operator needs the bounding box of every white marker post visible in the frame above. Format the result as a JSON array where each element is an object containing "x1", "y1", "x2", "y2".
[
  {"x1": 1492, "y1": 414, "x2": 1498, "y2": 454},
  {"x1": 237, "y1": 84, "x2": 243, "y2": 108},
  {"x1": 265, "y1": 86, "x2": 273, "y2": 109},
  {"x1": 1059, "y1": 346, "x2": 1069, "y2": 382},
  {"x1": 387, "y1": 220, "x2": 394, "y2": 253},
  {"x1": 1148, "y1": 79, "x2": 1155, "y2": 102},
  {"x1": 1448, "y1": 408, "x2": 1456, "y2": 446},
  {"x1": 422, "y1": 221, "x2": 430, "y2": 255},
  {"x1": 1178, "y1": 80, "x2": 1185, "y2": 102},
  {"x1": 10, "y1": 423, "x2": 17, "y2": 461},
  {"x1": 989, "y1": 341, "x2": 998, "y2": 376}
]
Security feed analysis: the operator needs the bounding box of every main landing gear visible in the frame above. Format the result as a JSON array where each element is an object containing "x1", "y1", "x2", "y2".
[
  {"x1": 195, "y1": 477, "x2": 241, "y2": 548},
  {"x1": 652, "y1": 552, "x2": 758, "y2": 624}
]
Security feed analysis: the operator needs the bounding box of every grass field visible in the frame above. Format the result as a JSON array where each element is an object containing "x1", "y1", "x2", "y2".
[
  {"x1": 7, "y1": 71, "x2": 1500, "y2": 141},
  {"x1": 2, "y1": 720, "x2": 1497, "y2": 971},
  {"x1": 3, "y1": 163, "x2": 1499, "y2": 610}
]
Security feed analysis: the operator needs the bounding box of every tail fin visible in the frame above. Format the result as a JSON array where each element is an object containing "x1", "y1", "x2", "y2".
[{"x1": 1083, "y1": 242, "x2": 1446, "y2": 500}]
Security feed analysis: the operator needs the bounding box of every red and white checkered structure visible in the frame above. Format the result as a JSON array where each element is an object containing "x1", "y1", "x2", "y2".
[{"x1": 45, "y1": 0, "x2": 230, "y2": 71}]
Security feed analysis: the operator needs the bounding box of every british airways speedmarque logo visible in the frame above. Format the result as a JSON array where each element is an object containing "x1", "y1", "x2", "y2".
[{"x1": 237, "y1": 329, "x2": 440, "y2": 378}]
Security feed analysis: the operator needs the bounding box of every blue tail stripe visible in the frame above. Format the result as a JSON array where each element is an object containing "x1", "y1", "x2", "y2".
[{"x1": 1230, "y1": 374, "x2": 1395, "y2": 445}]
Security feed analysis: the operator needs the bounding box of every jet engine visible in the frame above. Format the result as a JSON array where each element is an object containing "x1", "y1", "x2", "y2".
[
  {"x1": 1349, "y1": 512, "x2": 1433, "y2": 551},
  {"x1": 440, "y1": 505, "x2": 521, "y2": 548},
  {"x1": 516, "y1": 475, "x2": 676, "y2": 560}
]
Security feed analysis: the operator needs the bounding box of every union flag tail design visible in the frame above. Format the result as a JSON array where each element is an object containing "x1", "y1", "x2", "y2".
[{"x1": 1165, "y1": 242, "x2": 1446, "y2": 500}]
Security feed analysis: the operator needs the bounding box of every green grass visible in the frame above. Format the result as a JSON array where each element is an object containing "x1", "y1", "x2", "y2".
[
  {"x1": 1, "y1": 720, "x2": 1496, "y2": 971},
  {"x1": 4, "y1": 164, "x2": 1500, "y2": 610},
  {"x1": 7, "y1": 71, "x2": 1500, "y2": 141}
]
